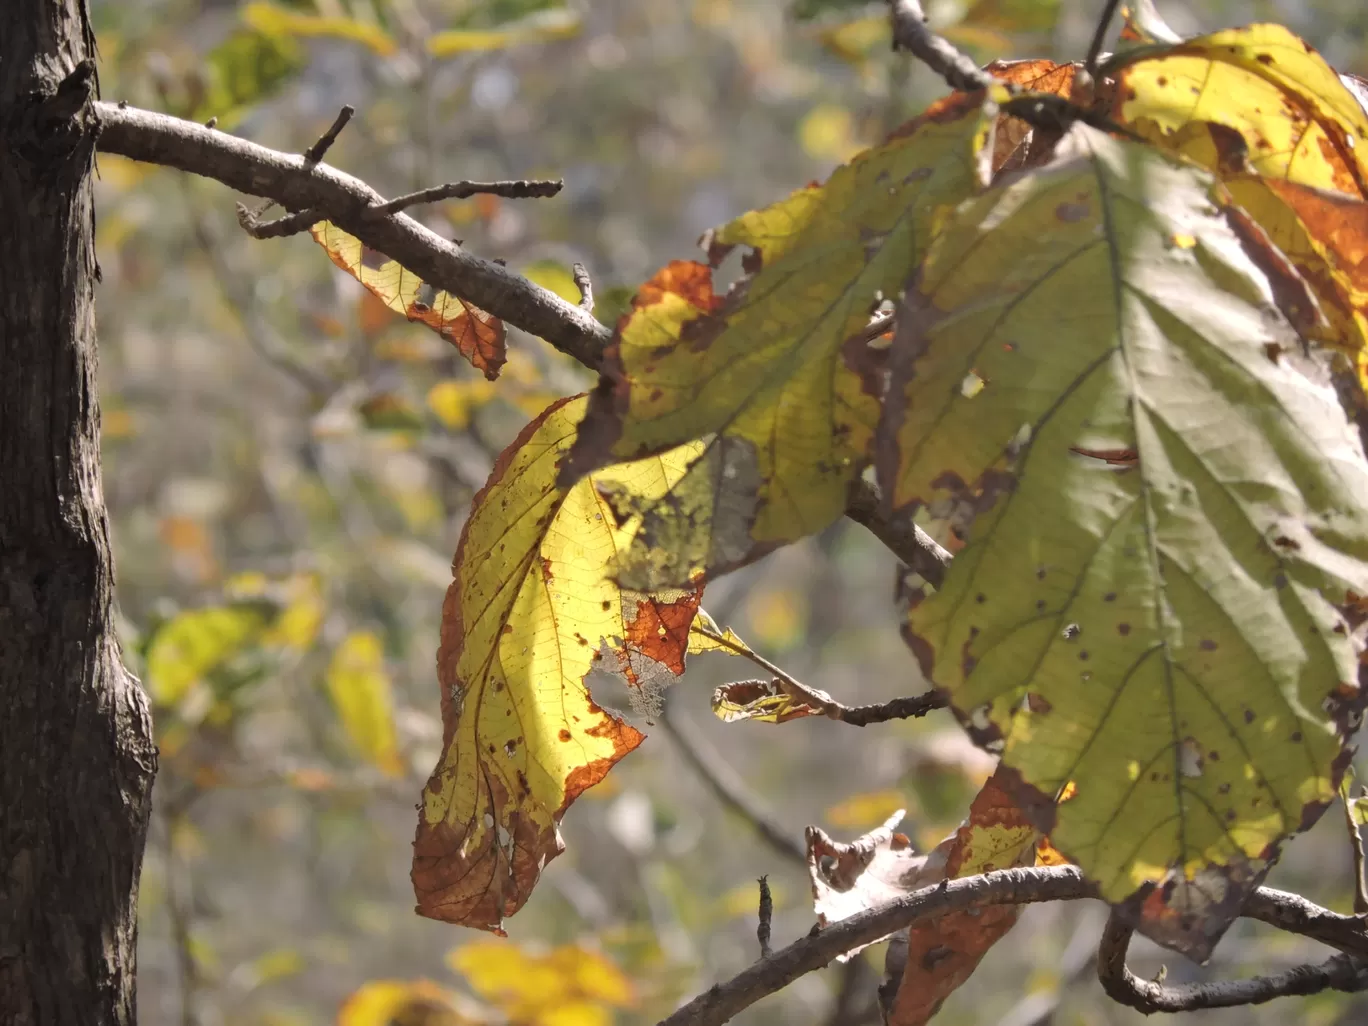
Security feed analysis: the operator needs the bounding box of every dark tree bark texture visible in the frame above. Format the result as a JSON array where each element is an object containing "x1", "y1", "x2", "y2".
[{"x1": 0, "y1": 2, "x2": 157, "y2": 1025}]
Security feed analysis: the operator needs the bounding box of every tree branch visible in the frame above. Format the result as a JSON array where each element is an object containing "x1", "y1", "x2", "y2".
[
  {"x1": 93, "y1": 101, "x2": 955, "y2": 580},
  {"x1": 887, "y1": 0, "x2": 994, "y2": 93},
  {"x1": 94, "y1": 102, "x2": 610, "y2": 369},
  {"x1": 656, "y1": 866, "x2": 1089, "y2": 1026},
  {"x1": 1096, "y1": 913, "x2": 1368, "y2": 1013}
]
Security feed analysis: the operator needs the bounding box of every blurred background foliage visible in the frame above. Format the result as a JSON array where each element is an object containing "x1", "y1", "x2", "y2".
[{"x1": 89, "y1": 0, "x2": 1368, "y2": 1023}]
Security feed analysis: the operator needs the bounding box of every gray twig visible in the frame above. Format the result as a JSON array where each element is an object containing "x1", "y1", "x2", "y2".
[
  {"x1": 887, "y1": 0, "x2": 994, "y2": 93},
  {"x1": 656, "y1": 867, "x2": 1089, "y2": 1026},
  {"x1": 303, "y1": 105, "x2": 354, "y2": 164},
  {"x1": 1083, "y1": 0, "x2": 1123, "y2": 77},
  {"x1": 367, "y1": 178, "x2": 562, "y2": 217},
  {"x1": 572, "y1": 261, "x2": 594, "y2": 312},
  {"x1": 1097, "y1": 913, "x2": 1368, "y2": 1013},
  {"x1": 1345, "y1": 787, "x2": 1368, "y2": 916}
]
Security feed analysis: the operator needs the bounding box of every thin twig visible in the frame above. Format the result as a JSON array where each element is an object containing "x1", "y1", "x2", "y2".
[
  {"x1": 694, "y1": 622, "x2": 946, "y2": 726},
  {"x1": 846, "y1": 478, "x2": 950, "y2": 589},
  {"x1": 758, "y1": 876, "x2": 774, "y2": 958},
  {"x1": 1083, "y1": 0, "x2": 1123, "y2": 77},
  {"x1": 1243, "y1": 886, "x2": 1368, "y2": 959},
  {"x1": 887, "y1": 0, "x2": 994, "y2": 93},
  {"x1": 236, "y1": 203, "x2": 320, "y2": 240},
  {"x1": 656, "y1": 866, "x2": 1089, "y2": 1026},
  {"x1": 1096, "y1": 913, "x2": 1368, "y2": 1013},
  {"x1": 303, "y1": 105, "x2": 354, "y2": 164},
  {"x1": 1346, "y1": 787, "x2": 1368, "y2": 915},
  {"x1": 572, "y1": 261, "x2": 594, "y2": 312},
  {"x1": 367, "y1": 178, "x2": 563, "y2": 217},
  {"x1": 659, "y1": 699, "x2": 807, "y2": 866}
]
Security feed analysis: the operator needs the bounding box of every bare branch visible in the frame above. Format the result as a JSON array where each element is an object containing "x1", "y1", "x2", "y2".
[
  {"x1": 236, "y1": 203, "x2": 320, "y2": 241},
  {"x1": 92, "y1": 101, "x2": 947, "y2": 580},
  {"x1": 846, "y1": 478, "x2": 950, "y2": 590},
  {"x1": 659, "y1": 700, "x2": 808, "y2": 866},
  {"x1": 835, "y1": 692, "x2": 947, "y2": 726},
  {"x1": 303, "y1": 104, "x2": 354, "y2": 164},
  {"x1": 1083, "y1": 0, "x2": 1123, "y2": 77},
  {"x1": 368, "y1": 178, "x2": 563, "y2": 217},
  {"x1": 95, "y1": 102, "x2": 610, "y2": 368},
  {"x1": 572, "y1": 261, "x2": 595, "y2": 312},
  {"x1": 1242, "y1": 886, "x2": 1368, "y2": 960},
  {"x1": 1345, "y1": 788, "x2": 1368, "y2": 915},
  {"x1": 887, "y1": 0, "x2": 994, "y2": 93},
  {"x1": 1096, "y1": 913, "x2": 1368, "y2": 1013},
  {"x1": 655, "y1": 866, "x2": 1089, "y2": 1026}
]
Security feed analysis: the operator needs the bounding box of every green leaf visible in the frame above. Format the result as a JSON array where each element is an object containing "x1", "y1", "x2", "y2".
[
  {"x1": 561, "y1": 93, "x2": 996, "y2": 589},
  {"x1": 191, "y1": 28, "x2": 305, "y2": 127},
  {"x1": 326, "y1": 631, "x2": 404, "y2": 777},
  {"x1": 144, "y1": 604, "x2": 273, "y2": 708},
  {"x1": 881, "y1": 124, "x2": 1368, "y2": 959}
]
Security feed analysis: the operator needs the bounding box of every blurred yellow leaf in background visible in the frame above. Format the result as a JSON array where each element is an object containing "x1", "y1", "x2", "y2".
[{"x1": 326, "y1": 631, "x2": 404, "y2": 778}]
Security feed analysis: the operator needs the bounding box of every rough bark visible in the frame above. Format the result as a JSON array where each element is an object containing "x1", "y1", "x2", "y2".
[{"x1": 0, "y1": 2, "x2": 158, "y2": 1025}]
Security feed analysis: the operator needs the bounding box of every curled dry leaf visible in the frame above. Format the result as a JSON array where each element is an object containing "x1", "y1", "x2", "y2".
[
  {"x1": 311, "y1": 222, "x2": 506, "y2": 379},
  {"x1": 879, "y1": 122, "x2": 1368, "y2": 958},
  {"x1": 806, "y1": 770, "x2": 1046, "y2": 1025},
  {"x1": 558, "y1": 94, "x2": 997, "y2": 589},
  {"x1": 807, "y1": 810, "x2": 937, "y2": 959},
  {"x1": 413, "y1": 396, "x2": 713, "y2": 932}
]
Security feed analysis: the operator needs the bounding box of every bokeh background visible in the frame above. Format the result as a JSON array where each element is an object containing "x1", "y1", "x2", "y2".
[{"x1": 88, "y1": 0, "x2": 1368, "y2": 1024}]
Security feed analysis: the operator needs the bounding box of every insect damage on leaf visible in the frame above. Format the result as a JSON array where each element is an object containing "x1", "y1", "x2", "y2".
[
  {"x1": 412, "y1": 396, "x2": 715, "y2": 932},
  {"x1": 311, "y1": 222, "x2": 506, "y2": 379},
  {"x1": 879, "y1": 123, "x2": 1368, "y2": 959},
  {"x1": 555, "y1": 93, "x2": 998, "y2": 589}
]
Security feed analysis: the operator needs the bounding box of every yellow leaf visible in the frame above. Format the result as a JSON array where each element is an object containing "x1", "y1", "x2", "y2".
[
  {"x1": 337, "y1": 979, "x2": 467, "y2": 1026},
  {"x1": 521, "y1": 260, "x2": 584, "y2": 305},
  {"x1": 427, "y1": 9, "x2": 581, "y2": 57},
  {"x1": 744, "y1": 587, "x2": 807, "y2": 651},
  {"x1": 798, "y1": 103, "x2": 863, "y2": 163},
  {"x1": 243, "y1": 1, "x2": 398, "y2": 56},
  {"x1": 561, "y1": 94, "x2": 995, "y2": 589},
  {"x1": 249, "y1": 947, "x2": 305, "y2": 985},
  {"x1": 326, "y1": 632, "x2": 404, "y2": 778},
  {"x1": 144, "y1": 604, "x2": 271, "y2": 707},
  {"x1": 414, "y1": 397, "x2": 711, "y2": 932},
  {"x1": 1106, "y1": 24, "x2": 1368, "y2": 198},
  {"x1": 448, "y1": 941, "x2": 633, "y2": 1024},
  {"x1": 426, "y1": 379, "x2": 497, "y2": 430},
  {"x1": 310, "y1": 223, "x2": 506, "y2": 380},
  {"x1": 264, "y1": 574, "x2": 325, "y2": 651}
]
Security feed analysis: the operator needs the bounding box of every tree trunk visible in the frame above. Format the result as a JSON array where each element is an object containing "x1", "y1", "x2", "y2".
[{"x1": 0, "y1": 2, "x2": 158, "y2": 1025}]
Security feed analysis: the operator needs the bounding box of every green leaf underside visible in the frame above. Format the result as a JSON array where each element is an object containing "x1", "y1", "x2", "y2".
[
  {"x1": 560, "y1": 93, "x2": 994, "y2": 590},
  {"x1": 882, "y1": 124, "x2": 1368, "y2": 957}
]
